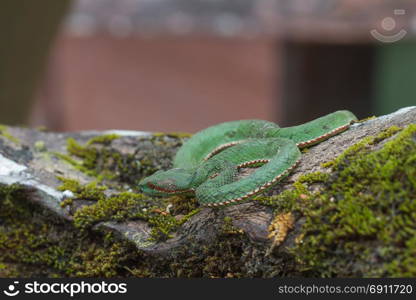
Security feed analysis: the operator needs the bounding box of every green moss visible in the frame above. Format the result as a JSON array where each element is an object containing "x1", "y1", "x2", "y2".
[
  {"x1": 146, "y1": 207, "x2": 200, "y2": 241},
  {"x1": 49, "y1": 131, "x2": 199, "y2": 243},
  {"x1": 62, "y1": 134, "x2": 120, "y2": 178},
  {"x1": 52, "y1": 135, "x2": 128, "y2": 180},
  {"x1": 0, "y1": 224, "x2": 68, "y2": 270},
  {"x1": 85, "y1": 134, "x2": 120, "y2": 146},
  {"x1": 321, "y1": 136, "x2": 373, "y2": 168},
  {"x1": 166, "y1": 219, "x2": 249, "y2": 278},
  {"x1": 298, "y1": 172, "x2": 330, "y2": 184},
  {"x1": 34, "y1": 140, "x2": 47, "y2": 152},
  {"x1": 0, "y1": 184, "x2": 68, "y2": 275},
  {"x1": 178, "y1": 208, "x2": 200, "y2": 225},
  {"x1": 52, "y1": 150, "x2": 97, "y2": 177},
  {"x1": 255, "y1": 180, "x2": 311, "y2": 213},
  {"x1": 0, "y1": 262, "x2": 20, "y2": 277},
  {"x1": 57, "y1": 176, "x2": 107, "y2": 201},
  {"x1": 68, "y1": 242, "x2": 131, "y2": 277},
  {"x1": 369, "y1": 125, "x2": 402, "y2": 144},
  {"x1": 168, "y1": 195, "x2": 199, "y2": 215},
  {"x1": 1, "y1": 156, "x2": 211, "y2": 278},
  {"x1": 0, "y1": 184, "x2": 70, "y2": 275},
  {"x1": 356, "y1": 115, "x2": 377, "y2": 123},
  {"x1": 0, "y1": 218, "x2": 138, "y2": 277},
  {"x1": 3, "y1": 122, "x2": 414, "y2": 278},
  {"x1": 255, "y1": 171, "x2": 329, "y2": 213},
  {"x1": 0, "y1": 125, "x2": 19, "y2": 144},
  {"x1": 257, "y1": 124, "x2": 416, "y2": 277},
  {"x1": 0, "y1": 184, "x2": 30, "y2": 219},
  {"x1": 321, "y1": 125, "x2": 402, "y2": 168},
  {"x1": 0, "y1": 182, "x2": 144, "y2": 277},
  {"x1": 56, "y1": 176, "x2": 200, "y2": 241},
  {"x1": 53, "y1": 133, "x2": 178, "y2": 185},
  {"x1": 51, "y1": 131, "x2": 191, "y2": 193},
  {"x1": 221, "y1": 216, "x2": 244, "y2": 235},
  {"x1": 73, "y1": 191, "x2": 145, "y2": 230},
  {"x1": 153, "y1": 132, "x2": 192, "y2": 139},
  {"x1": 66, "y1": 138, "x2": 101, "y2": 175}
]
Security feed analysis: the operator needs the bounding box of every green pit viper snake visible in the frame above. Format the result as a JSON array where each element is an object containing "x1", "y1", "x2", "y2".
[{"x1": 138, "y1": 110, "x2": 357, "y2": 207}]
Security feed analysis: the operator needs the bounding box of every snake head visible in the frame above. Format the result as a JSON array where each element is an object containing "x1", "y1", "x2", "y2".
[{"x1": 138, "y1": 168, "x2": 194, "y2": 196}]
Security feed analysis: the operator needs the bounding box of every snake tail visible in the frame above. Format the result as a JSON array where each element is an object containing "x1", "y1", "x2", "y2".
[{"x1": 277, "y1": 110, "x2": 357, "y2": 147}]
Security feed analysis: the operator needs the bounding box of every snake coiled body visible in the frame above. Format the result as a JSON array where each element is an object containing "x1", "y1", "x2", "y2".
[{"x1": 139, "y1": 110, "x2": 357, "y2": 206}]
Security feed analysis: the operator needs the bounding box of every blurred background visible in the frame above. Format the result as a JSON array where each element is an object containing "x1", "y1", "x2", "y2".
[{"x1": 1, "y1": 0, "x2": 415, "y2": 132}]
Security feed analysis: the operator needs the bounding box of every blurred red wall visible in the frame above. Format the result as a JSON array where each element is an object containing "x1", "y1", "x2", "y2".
[{"x1": 33, "y1": 36, "x2": 278, "y2": 133}]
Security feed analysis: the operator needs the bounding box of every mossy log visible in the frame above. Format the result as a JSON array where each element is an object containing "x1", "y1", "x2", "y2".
[{"x1": 0, "y1": 107, "x2": 415, "y2": 277}]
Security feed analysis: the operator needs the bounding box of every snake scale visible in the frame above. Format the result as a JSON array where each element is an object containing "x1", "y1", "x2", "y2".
[{"x1": 138, "y1": 110, "x2": 357, "y2": 207}]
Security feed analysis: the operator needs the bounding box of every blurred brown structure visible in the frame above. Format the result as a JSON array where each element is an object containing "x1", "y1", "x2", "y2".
[
  {"x1": 34, "y1": 36, "x2": 276, "y2": 132},
  {"x1": 0, "y1": 0, "x2": 70, "y2": 126},
  {"x1": 31, "y1": 0, "x2": 416, "y2": 132}
]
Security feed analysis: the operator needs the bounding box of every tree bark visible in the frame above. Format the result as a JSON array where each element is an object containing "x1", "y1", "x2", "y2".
[{"x1": 0, "y1": 106, "x2": 415, "y2": 277}]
